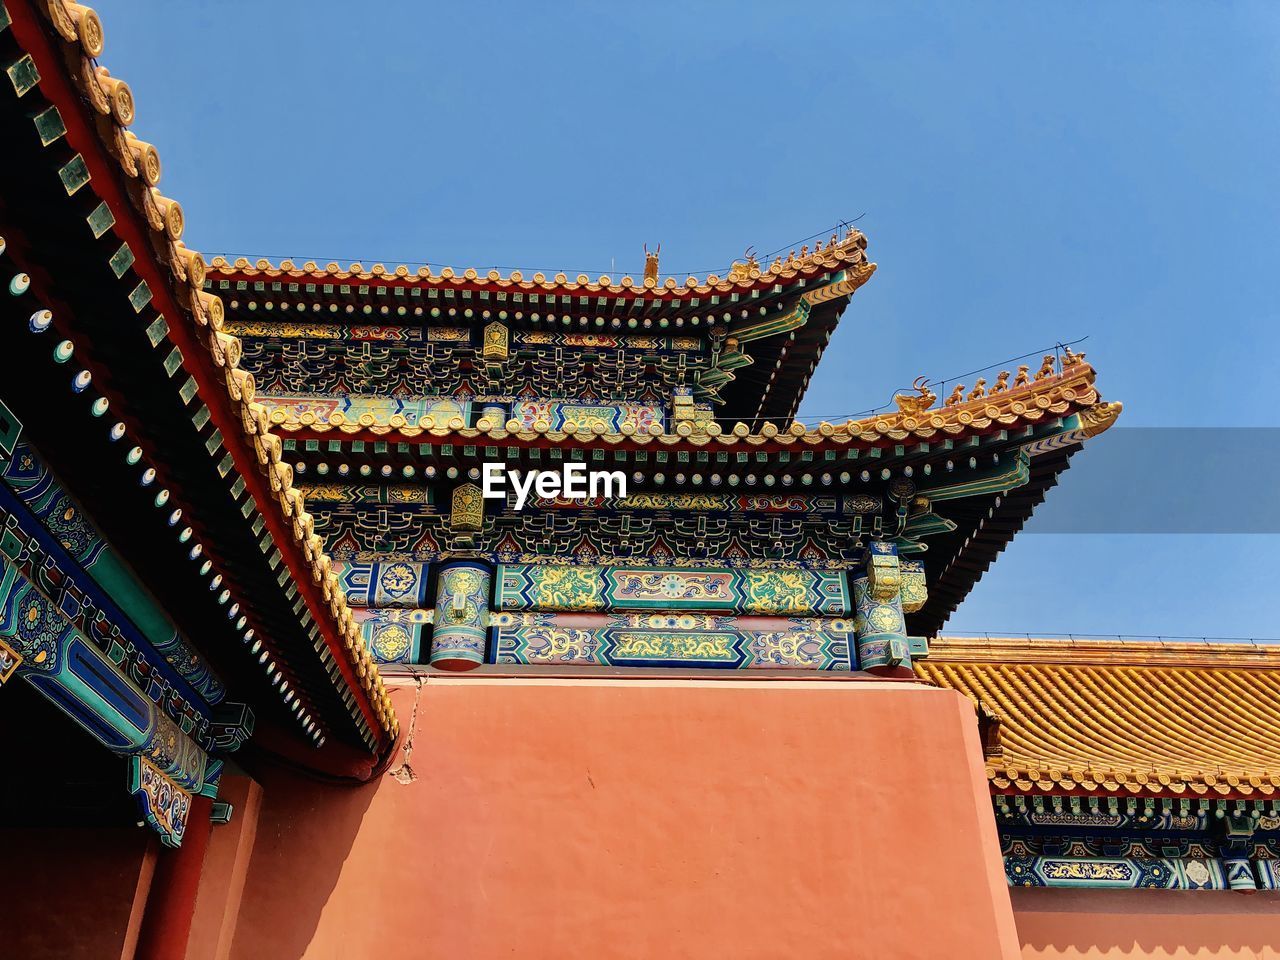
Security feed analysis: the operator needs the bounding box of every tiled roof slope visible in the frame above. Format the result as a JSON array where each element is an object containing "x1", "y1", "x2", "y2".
[
  {"x1": 261, "y1": 356, "x2": 1116, "y2": 448},
  {"x1": 919, "y1": 637, "x2": 1280, "y2": 799},
  {"x1": 208, "y1": 231, "x2": 872, "y2": 299}
]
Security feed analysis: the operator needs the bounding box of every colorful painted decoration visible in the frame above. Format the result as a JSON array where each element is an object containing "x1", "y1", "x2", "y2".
[
  {"x1": 357, "y1": 608, "x2": 431, "y2": 665},
  {"x1": 130, "y1": 755, "x2": 194, "y2": 848},
  {"x1": 258, "y1": 394, "x2": 471, "y2": 428},
  {"x1": 482, "y1": 321, "x2": 509, "y2": 361},
  {"x1": 0, "y1": 396, "x2": 21, "y2": 460},
  {"x1": 2, "y1": 443, "x2": 224, "y2": 702},
  {"x1": 225, "y1": 320, "x2": 420, "y2": 341},
  {"x1": 865, "y1": 543, "x2": 902, "y2": 601},
  {"x1": 450, "y1": 483, "x2": 484, "y2": 532},
  {"x1": 531, "y1": 492, "x2": 882, "y2": 515},
  {"x1": 1256, "y1": 860, "x2": 1280, "y2": 890},
  {"x1": 234, "y1": 324, "x2": 707, "y2": 403},
  {"x1": 0, "y1": 484, "x2": 218, "y2": 740},
  {"x1": 429, "y1": 562, "x2": 491, "y2": 669},
  {"x1": 0, "y1": 559, "x2": 211, "y2": 794},
  {"x1": 334, "y1": 561, "x2": 431, "y2": 608},
  {"x1": 496, "y1": 564, "x2": 850, "y2": 615},
  {"x1": 0, "y1": 635, "x2": 22, "y2": 684},
  {"x1": 313, "y1": 502, "x2": 872, "y2": 567},
  {"x1": 1005, "y1": 855, "x2": 1227, "y2": 890},
  {"x1": 899, "y1": 559, "x2": 928, "y2": 614},
  {"x1": 852, "y1": 543, "x2": 909, "y2": 670},
  {"x1": 492, "y1": 611, "x2": 853, "y2": 670},
  {"x1": 298, "y1": 483, "x2": 429, "y2": 505},
  {"x1": 513, "y1": 331, "x2": 702, "y2": 352},
  {"x1": 992, "y1": 795, "x2": 1276, "y2": 892},
  {"x1": 510, "y1": 400, "x2": 662, "y2": 433}
]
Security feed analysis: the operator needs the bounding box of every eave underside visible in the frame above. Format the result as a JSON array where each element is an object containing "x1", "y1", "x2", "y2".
[
  {"x1": 909, "y1": 446, "x2": 1076, "y2": 635},
  {"x1": 0, "y1": 2, "x2": 391, "y2": 759}
]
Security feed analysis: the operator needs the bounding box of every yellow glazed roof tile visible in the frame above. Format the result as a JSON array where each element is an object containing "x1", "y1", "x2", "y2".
[
  {"x1": 256, "y1": 357, "x2": 1119, "y2": 449},
  {"x1": 918, "y1": 637, "x2": 1280, "y2": 797},
  {"x1": 206, "y1": 230, "x2": 873, "y2": 298}
]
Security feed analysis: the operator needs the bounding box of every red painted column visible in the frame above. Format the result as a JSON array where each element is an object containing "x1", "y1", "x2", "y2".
[
  {"x1": 134, "y1": 796, "x2": 214, "y2": 960},
  {"x1": 186, "y1": 776, "x2": 264, "y2": 960},
  {"x1": 121, "y1": 839, "x2": 160, "y2": 960}
]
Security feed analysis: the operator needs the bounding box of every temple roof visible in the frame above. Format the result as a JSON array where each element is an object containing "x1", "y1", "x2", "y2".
[
  {"x1": 919, "y1": 637, "x2": 1280, "y2": 799},
  {"x1": 256, "y1": 355, "x2": 1113, "y2": 447},
  {"x1": 207, "y1": 236, "x2": 871, "y2": 299},
  {"x1": 206, "y1": 244, "x2": 876, "y2": 423},
  {"x1": 1, "y1": 0, "x2": 397, "y2": 762},
  {"x1": 266, "y1": 362, "x2": 1118, "y2": 631}
]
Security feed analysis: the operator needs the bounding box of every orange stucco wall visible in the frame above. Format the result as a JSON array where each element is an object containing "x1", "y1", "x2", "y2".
[
  {"x1": 1013, "y1": 887, "x2": 1280, "y2": 959},
  {"x1": 228, "y1": 676, "x2": 1021, "y2": 959}
]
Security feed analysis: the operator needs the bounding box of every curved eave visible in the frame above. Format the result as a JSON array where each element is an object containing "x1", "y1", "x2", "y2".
[
  {"x1": 206, "y1": 236, "x2": 872, "y2": 300},
  {"x1": 271, "y1": 369, "x2": 1116, "y2": 626},
  {"x1": 260, "y1": 362, "x2": 1108, "y2": 455},
  {"x1": 907, "y1": 443, "x2": 1076, "y2": 635},
  {"x1": 717, "y1": 265, "x2": 875, "y2": 423},
  {"x1": 210, "y1": 253, "x2": 875, "y2": 422},
  {"x1": 3, "y1": 0, "x2": 397, "y2": 768}
]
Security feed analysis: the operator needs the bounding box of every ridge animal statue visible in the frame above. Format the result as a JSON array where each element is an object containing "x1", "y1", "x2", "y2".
[
  {"x1": 643, "y1": 243, "x2": 661, "y2": 283},
  {"x1": 967, "y1": 378, "x2": 987, "y2": 401},
  {"x1": 894, "y1": 377, "x2": 937, "y2": 415},
  {"x1": 1013, "y1": 365, "x2": 1031, "y2": 387},
  {"x1": 945, "y1": 385, "x2": 966, "y2": 407},
  {"x1": 728, "y1": 247, "x2": 759, "y2": 282},
  {"x1": 1035, "y1": 354, "x2": 1056, "y2": 380},
  {"x1": 990, "y1": 371, "x2": 1011, "y2": 393}
]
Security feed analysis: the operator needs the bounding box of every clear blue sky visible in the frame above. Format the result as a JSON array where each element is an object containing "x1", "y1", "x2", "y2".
[{"x1": 105, "y1": 2, "x2": 1279, "y2": 639}]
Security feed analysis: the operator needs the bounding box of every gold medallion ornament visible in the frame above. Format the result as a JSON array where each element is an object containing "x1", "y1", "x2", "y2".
[
  {"x1": 483, "y1": 321, "x2": 509, "y2": 361},
  {"x1": 450, "y1": 483, "x2": 484, "y2": 532}
]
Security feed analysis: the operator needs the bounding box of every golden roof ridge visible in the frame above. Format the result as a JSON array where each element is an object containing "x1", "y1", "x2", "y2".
[
  {"x1": 204, "y1": 229, "x2": 872, "y2": 298},
  {"x1": 928, "y1": 635, "x2": 1280, "y2": 669},
  {"x1": 253, "y1": 359, "x2": 1115, "y2": 450}
]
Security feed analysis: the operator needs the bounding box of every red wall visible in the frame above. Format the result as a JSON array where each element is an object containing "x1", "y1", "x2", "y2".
[
  {"x1": 1013, "y1": 887, "x2": 1280, "y2": 958},
  {"x1": 0, "y1": 826, "x2": 153, "y2": 960},
  {"x1": 229, "y1": 676, "x2": 1021, "y2": 959}
]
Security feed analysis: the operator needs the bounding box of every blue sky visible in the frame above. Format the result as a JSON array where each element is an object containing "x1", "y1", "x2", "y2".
[{"x1": 105, "y1": 2, "x2": 1279, "y2": 639}]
